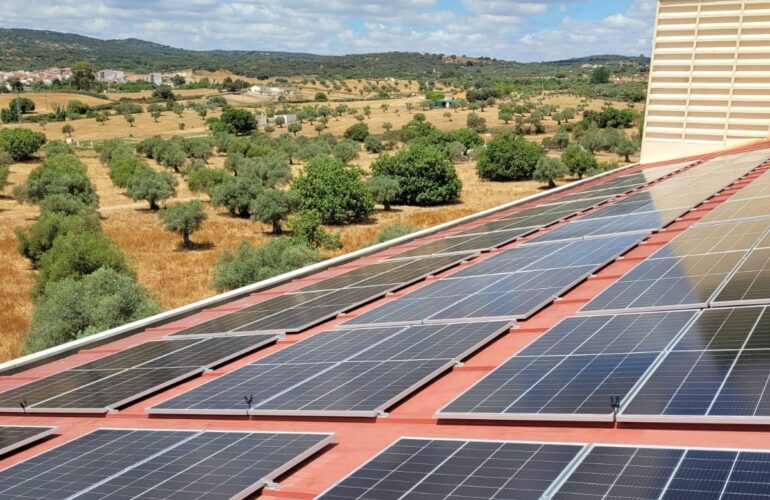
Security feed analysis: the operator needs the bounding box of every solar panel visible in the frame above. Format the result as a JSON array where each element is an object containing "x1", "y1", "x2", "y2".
[
  {"x1": 0, "y1": 335, "x2": 279, "y2": 413},
  {"x1": 348, "y1": 234, "x2": 641, "y2": 327},
  {"x1": 524, "y1": 209, "x2": 685, "y2": 245},
  {"x1": 620, "y1": 306, "x2": 770, "y2": 423},
  {"x1": 658, "y1": 219, "x2": 770, "y2": 256},
  {"x1": 317, "y1": 438, "x2": 586, "y2": 500},
  {"x1": 730, "y1": 170, "x2": 770, "y2": 201},
  {"x1": 445, "y1": 234, "x2": 640, "y2": 280},
  {"x1": 150, "y1": 321, "x2": 511, "y2": 416},
  {"x1": 713, "y1": 247, "x2": 770, "y2": 306},
  {"x1": 552, "y1": 445, "x2": 770, "y2": 500},
  {"x1": 0, "y1": 428, "x2": 333, "y2": 499},
  {"x1": 171, "y1": 255, "x2": 473, "y2": 338},
  {"x1": 0, "y1": 426, "x2": 57, "y2": 457},
  {"x1": 699, "y1": 195, "x2": 770, "y2": 225},
  {"x1": 437, "y1": 311, "x2": 697, "y2": 422},
  {"x1": 580, "y1": 251, "x2": 747, "y2": 314},
  {"x1": 388, "y1": 227, "x2": 536, "y2": 259}
]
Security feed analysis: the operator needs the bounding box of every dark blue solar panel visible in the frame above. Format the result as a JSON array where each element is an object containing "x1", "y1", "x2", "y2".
[
  {"x1": 439, "y1": 311, "x2": 696, "y2": 420},
  {"x1": 318, "y1": 438, "x2": 585, "y2": 500},
  {"x1": 621, "y1": 306, "x2": 770, "y2": 421},
  {"x1": 0, "y1": 429, "x2": 332, "y2": 500},
  {"x1": 152, "y1": 321, "x2": 509, "y2": 416}
]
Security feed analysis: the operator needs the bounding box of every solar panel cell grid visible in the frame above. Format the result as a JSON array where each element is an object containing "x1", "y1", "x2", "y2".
[
  {"x1": 438, "y1": 311, "x2": 696, "y2": 421},
  {"x1": 317, "y1": 438, "x2": 585, "y2": 500},
  {"x1": 0, "y1": 429, "x2": 333, "y2": 500},
  {"x1": 699, "y1": 196, "x2": 770, "y2": 225},
  {"x1": 151, "y1": 321, "x2": 510, "y2": 416},
  {"x1": 620, "y1": 306, "x2": 770, "y2": 422}
]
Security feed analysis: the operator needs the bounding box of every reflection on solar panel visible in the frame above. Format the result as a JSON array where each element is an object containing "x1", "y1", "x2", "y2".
[
  {"x1": 552, "y1": 444, "x2": 770, "y2": 499},
  {"x1": 348, "y1": 234, "x2": 641, "y2": 326},
  {"x1": 0, "y1": 426, "x2": 56, "y2": 457},
  {"x1": 581, "y1": 251, "x2": 746, "y2": 313},
  {"x1": 438, "y1": 311, "x2": 696, "y2": 422},
  {"x1": 658, "y1": 219, "x2": 770, "y2": 256},
  {"x1": 700, "y1": 196, "x2": 770, "y2": 225},
  {"x1": 621, "y1": 306, "x2": 770, "y2": 423},
  {"x1": 713, "y1": 235, "x2": 770, "y2": 306},
  {"x1": 150, "y1": 321, "x2": 510, "y2": 416},
  {"x1": 0, "y1": 335, "x2": 278, "y2": 413},
  {"x1": 0, "y1": 428, "x2": 333, "y2": 499},
  {"x1": 170, "y1": 254, "x2": 473, "y2": 337},
  {"x1": 389, "y1": 227, "x2": 537, "y2": 259},
  {"x1": 525, "y1": 209, "x2": 686, "y2": 245},
  {"x1": 317, "y1": 438, "x2": 586, "y2": 500},
  {"x1": 731, "y1": 170, "x2": 770, "y2": 201}
]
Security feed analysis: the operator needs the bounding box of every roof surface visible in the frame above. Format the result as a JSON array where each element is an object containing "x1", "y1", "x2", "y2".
[{"x1": 2, "y1": 141, "x2": 770, "y2": 499}]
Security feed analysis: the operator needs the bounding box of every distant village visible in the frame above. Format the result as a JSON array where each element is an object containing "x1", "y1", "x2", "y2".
[{"x1": 0, "y1": 67, "x2": 190, "y2": 90}]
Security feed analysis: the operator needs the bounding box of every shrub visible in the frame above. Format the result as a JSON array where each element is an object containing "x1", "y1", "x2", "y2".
[
  {"x1": 372, "y1": 222, "x2": 417, "y2": 245},
  {"x1": 561, "y1": 144, "x2": 598, "y2": 179},
  {"x1": 35, "y1": 231, "x2": 133, "y2": 296},
  {"x1": 24, "y1": 268, "x2": 161, "y2": 354},
  {"x1": 250, "y1": 189, "x2": 301, "y2": 234},
  {"x1": 38, "y1": 194, "x2": 90, "y2": 215},
  {"x1": 126, "y1": 168, "x2": 177, "y2": 210},
  {"x1": 445, "y1": 141, "x2": 467, "y2": 162},
  {"x1": 533, "y1": 156, "x2": 569, "y2": 189},
  {"x1": 444, "y1": 128, "x2": 484, "y2": 150},
  {"x1": 96, "y1": 138, "x2": 133, "y2": 165},
  {"x1": 288, "y1": 210, "x2": 342, "y2": 250},
  {"x1": 364, "y1": 134, "x2": 384, "y2": 153},
  {"x1": 15, "y1": 209, "x2": 101, "y2": 267},
  {"x1": 333, "y1": 139, "x2": 359, "y2": 163},
  {"x1": 42, "y1": 140, "x2": 74, "y2": 156},
  {"x1": 14, "y1": 154, "x2": 98, "y2": 207},
  {"x1": 466, "y1": 112, "x2": 487, "y2": 133},
  {"x1": 371, "y1": 143, "x2": 462, "y2": 205},
  {"x1": 159, "y1": 200, "x2": 208, "y2": 248},
  {"x1": 366, "y1": 176, "x2": 401, "y2": 211},
  {"x1": 476, "y1": 134, "x2": 545, "y2": 181},
  {"x1": 109, "y1": 154, "x2": 146, "y2": 188},
  {"x1": 343, "y1": 122, "x2": 370, "y2": 142},
  {"x1": 0, "y1": 128, "x2": 46, "y2": 161},
  {"x1": 211, "y1": 175, "x2": 263, "y2": 217},
  {"x1": 187, "y1": 167, "x2": 229, "y2": 195},
  {"x1": 219, "y1": 106, "x2": 257, "y2": 135},
  {"x1": 211, "y1": 238, "x2": 321, "y2": 292},
  {"x1": 291, "y1": 156, "x2": 374, "y2": 224}
]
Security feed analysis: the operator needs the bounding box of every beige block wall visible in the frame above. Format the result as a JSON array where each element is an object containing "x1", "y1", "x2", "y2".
[{"x1": 641, "y1": 0, "x2": 770, "y2": 163}]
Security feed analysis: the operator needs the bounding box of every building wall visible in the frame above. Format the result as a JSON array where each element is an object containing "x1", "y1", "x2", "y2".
[{"x1": 641, "y1": 0, "x2": 770, "y2": 163}]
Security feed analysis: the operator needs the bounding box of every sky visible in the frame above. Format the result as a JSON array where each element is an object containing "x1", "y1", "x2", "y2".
[{"x1": 0, "y1": 0, "x2": 657, "y2": 62}]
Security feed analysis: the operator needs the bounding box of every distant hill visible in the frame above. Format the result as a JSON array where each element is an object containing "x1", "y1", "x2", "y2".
[{"x1": 0, "y1": 28, "x2": 649, "y2": 79}]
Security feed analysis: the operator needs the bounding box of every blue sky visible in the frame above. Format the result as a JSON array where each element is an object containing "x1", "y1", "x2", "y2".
[{"x1": 1, "y1": 0, "x2": 657, "y2": 62}]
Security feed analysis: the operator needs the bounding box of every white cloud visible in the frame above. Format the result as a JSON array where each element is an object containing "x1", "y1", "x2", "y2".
[{"x1": 0, "y1": 0, "x2": 656, "y2": 62}]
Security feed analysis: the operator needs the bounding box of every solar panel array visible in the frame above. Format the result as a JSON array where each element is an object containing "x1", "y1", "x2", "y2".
[
  {"x1": 0, "y1": 426, "x2": 57, "y2": 457},
  {"x1": 621, "y1": 306, "x2": 770, "y2": 423},
  {"x1": 346, "y1": 233, "x2": 647, "y2": 326},
  {"x1": 0, "y1": 428, "x2": 333, "y2": 499},
  {"x1": 0, "y1": 335, "x2": 278, "y2": 413},
  {"x1": 320, "y1": 438, "x2": 770, "y2": 500},
  {"x1": 169, "y1": 253, "x2": 473, "y2": 337},
  {"x1": 150, "y1": 321, "x2": 511, "y2": 416},
  {"x1": 581, "y1": 219, "x2": 770, "y2": 314},
  {"x1": 437, "y1": 311, "x2": 698, "y2": 422}
]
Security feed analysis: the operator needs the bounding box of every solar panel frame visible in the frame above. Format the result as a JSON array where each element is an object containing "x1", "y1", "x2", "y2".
[
  {"x1": 316, "y1": 437, "x2": 589, "y2": 500},
  {"x1": 0, "y1": 426, "x2": 57, "y2": 457}
]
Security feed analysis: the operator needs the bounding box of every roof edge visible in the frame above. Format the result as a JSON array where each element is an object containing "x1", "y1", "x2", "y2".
[{"x1": 0, "y1": 162, "x2": 637, "y2": 376}]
